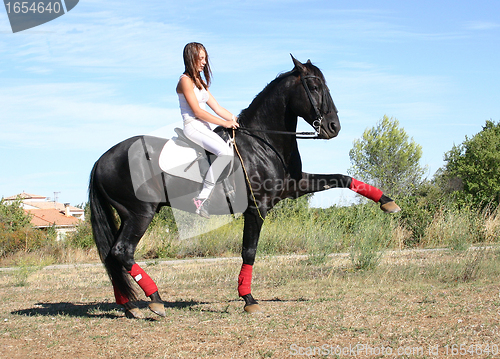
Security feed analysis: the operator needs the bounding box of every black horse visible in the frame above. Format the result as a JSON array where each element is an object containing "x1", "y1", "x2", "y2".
[{"x1": 89, "y1": 56, "x2": 400, "y2": 318}]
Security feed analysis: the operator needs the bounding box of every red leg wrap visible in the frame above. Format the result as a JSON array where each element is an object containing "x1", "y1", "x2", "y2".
[
  {"x1": 238, "y1": 264, "x2": 253, "y2": 297},
  {"x1": 112, "y1": 281, "x2": 129, "y2": 305},
  {"x1": 349, "y1": 178, "x2": 383, "y2": 203},
  {"x1": 129, "y1": 263, "x2": 158, "y2": 297}
]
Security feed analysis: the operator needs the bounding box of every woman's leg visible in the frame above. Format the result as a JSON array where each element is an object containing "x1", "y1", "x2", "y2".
[{"x1": 184, "y1": 120, "x2": 233, "y2": 200}]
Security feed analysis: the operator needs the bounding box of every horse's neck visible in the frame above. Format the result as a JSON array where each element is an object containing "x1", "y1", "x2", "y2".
[
  {"x1": 239, "y1": 110, "x2": 299, "y2": 175},
  {"x1": 242, "y1": 78, "x2": 295, "y2": 132},
  {"x1": 237, "y1": 75, "x2": 301, "y2": 174}
]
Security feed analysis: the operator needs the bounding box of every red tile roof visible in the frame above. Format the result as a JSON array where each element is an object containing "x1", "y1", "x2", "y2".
[
  {"x1": 26, "y1": 209, "x2": 81, "y2": 228},
  {"x1": 23, "y1": 201, "x2": 83, "y2": 213}
]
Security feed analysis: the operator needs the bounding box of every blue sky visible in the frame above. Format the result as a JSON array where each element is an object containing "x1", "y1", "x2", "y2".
[{"x1": 1, "y1": 0, "x2": 499, "y2": 207}]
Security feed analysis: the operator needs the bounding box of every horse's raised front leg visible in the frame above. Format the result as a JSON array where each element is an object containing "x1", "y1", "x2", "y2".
[
  {"x1": 296, "y1": 173, "x2": 401, "y2": 213},
  {"x1": 239, "y1": 207, "x2": 265, "y2": 313}
]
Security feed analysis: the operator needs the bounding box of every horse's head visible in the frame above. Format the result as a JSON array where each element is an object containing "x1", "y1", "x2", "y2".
[{"x1": 289, "y1": 55, "x2": 340, "y2": 139}]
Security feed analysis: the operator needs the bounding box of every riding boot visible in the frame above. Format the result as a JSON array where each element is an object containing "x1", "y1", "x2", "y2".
[
  {"x1": 193, "y1": 197, "x2": 211, "y2": 219},
  {"x1": 193, "y1": 179, "x2": 215, "y2": 218}
]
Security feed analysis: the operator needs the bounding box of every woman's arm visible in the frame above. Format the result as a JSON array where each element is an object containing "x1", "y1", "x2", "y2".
[
  {"x1": 206, "y1": 91, "x2": 238, "y2": 122},
  {"x1": 177, "y1": 76, "x2": 238, "y2": 128}
]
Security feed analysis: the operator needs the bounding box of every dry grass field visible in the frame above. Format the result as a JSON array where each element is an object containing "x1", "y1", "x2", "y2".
[{"x1": 1, "y1": 248, "x2": 499, "y2": 358}]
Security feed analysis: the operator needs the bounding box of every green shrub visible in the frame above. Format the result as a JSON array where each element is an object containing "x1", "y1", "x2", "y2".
[
  {"x1": 0, "y1": 199, "x2": 56, "y2": 256},
  {"x1": 0, "y1": 226, "x2": 55, "y2": 256},
  {"x1": 67, "y1": 220, "x2": 94, "y2": 249},
  {"x1": 349, "y1": 216, "x2": 393, "y2": 271}
]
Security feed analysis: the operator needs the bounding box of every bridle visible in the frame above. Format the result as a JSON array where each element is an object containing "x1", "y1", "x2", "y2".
[
  {"x1": 231, "y1": 73, "x2": 335, "y2": 206},
  {"x1": 300, "y1": 75, "x2": 325, "y2": 135},
  {"x1": 237, "y1": 73, "x2": 336, "y2": 140}
]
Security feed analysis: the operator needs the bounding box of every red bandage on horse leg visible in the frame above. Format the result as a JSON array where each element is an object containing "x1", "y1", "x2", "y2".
[
  {"x1": 238, "y1": 264, "x2": 253, "y2": 297},
  {"x1": 128, "y1": 263, "x2": 158, "y2": 297},
  {"x1": 349, "y1": 178, "x2": 383, "y2": 203},
  {"x1": 112, "y1": 281, "x2": 129, "y2": 305}
]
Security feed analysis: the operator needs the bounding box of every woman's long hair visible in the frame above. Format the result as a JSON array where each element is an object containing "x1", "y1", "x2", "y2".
[{"x1": 183, "y1": 42, "x2": 212, "y2": 90}]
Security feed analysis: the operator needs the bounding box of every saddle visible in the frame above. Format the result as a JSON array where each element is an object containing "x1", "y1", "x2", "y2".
[
  {"x1": 159, "y1": 128, "x2": 231, "y2": 183},
  {"x1": 159, "y1": 128, "x2": 238, "y2": 204}
]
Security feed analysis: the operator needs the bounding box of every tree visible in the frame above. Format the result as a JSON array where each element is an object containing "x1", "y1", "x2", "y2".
[
  {"x1": 0, "y1": 198, "x2": 51, "y2": 255},
  {"x1": 441, "y1": 120, "x2": 500, "y2": 208},
  {"x1": 0, "y1": 198, "x2": 32, "y2": 231},
  {"x1": 348, "y1": 115, "x2": 426, "y2": 196}
]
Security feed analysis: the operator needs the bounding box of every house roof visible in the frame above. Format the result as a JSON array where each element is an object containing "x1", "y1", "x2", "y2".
[
  {"x1": 23, "y1": 200, "x2": 84, "y2": 213},
  {"x1": 4, "y1": 192, "x2": 47, "y2": 200},
  {"x1": 26, "y1": 209, "x2": 81, "y2": 228}
]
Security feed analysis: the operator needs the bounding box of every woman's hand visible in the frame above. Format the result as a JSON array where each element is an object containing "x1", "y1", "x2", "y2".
[{"x1": 223, "y1": 119, "x2": 239, "y2": 129}]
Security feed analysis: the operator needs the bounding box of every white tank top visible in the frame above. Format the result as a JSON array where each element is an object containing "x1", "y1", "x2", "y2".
[{"x1": 178, "y1": 74, "x2": 209, "y2": 125}]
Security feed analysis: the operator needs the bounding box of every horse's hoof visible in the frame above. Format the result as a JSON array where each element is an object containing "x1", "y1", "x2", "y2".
[
  {"x1": 244, "y1": 304, "x2": 264, "y2": 314},
  {"x1": 380, "y1": 201, "x2": 401, "y2": 213},
  {"x1": 125, "y1": 307, "x2": 144, "y2": 319},
  {"x1": 148, "y1": 302, "x2": 166, "y2": 317}
]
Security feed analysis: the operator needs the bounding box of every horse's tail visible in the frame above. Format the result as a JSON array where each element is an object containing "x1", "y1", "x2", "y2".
[{"x1": 89, "y1": 160, "x2": 137, "y2": 301}]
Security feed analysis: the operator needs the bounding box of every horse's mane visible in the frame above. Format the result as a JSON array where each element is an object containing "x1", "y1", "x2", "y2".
[
  {"x1": 237, "y1": 70, "x2": 293, "y2": 126},
  {"x1": 238, "y1": 62, "x2": 329, "y2": 127}
]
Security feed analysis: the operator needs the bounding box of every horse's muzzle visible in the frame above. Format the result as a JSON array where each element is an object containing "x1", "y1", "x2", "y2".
[{"x1": 319, "y1": 120, "x2": 340, "y2": 139}]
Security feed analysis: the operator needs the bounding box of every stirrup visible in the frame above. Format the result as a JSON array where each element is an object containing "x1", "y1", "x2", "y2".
[
  {"x1": 223, "y1": 179, "x2": 236, "y2": 204},
  {"x1": 193, "y1": 197, "x2": 210, "y2": 219}
]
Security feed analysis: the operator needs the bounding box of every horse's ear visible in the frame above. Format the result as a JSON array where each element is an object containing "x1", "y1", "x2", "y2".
[
  {"x1": 306, "y1": 59, "x2": 312, "y2": 64},
  {"x1": 290, "y1": 54, "x2": 306, "y2": 73}
]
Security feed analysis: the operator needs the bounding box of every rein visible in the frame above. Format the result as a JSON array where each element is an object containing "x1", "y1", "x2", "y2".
[
  {"x1": 231, "y1": 128, "x2": 265, "y2": 220},
  {"x1": 236, "y1": 126, "x2": 320, "y2": 139}
]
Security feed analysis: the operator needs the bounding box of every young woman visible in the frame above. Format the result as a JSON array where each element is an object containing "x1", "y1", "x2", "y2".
[{"x1": 176, "y1": 42, "x2": 239, "y2": 218}]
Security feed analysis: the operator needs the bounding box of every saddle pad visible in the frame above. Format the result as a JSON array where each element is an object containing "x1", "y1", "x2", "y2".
[{"x1": 158, "y1": 137, "x2": 210, "y2": 183}]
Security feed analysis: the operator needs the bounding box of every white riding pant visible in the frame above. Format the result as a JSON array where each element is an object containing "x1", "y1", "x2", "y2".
[{"x1": 183, "y1": 120, "x2": 232, "y2": 198}]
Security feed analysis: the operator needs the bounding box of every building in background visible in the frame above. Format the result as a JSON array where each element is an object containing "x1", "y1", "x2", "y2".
[{"x1": 3, "y1": 192, "x2": 84, "y2": 240}]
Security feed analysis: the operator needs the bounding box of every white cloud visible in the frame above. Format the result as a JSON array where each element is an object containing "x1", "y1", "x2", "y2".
[
  {"x1": 465, "y1": 21, "x2": 500, "y2": 30},
  {"x1": 0, "y1": 82, "x2": 179, "y2": 150}
]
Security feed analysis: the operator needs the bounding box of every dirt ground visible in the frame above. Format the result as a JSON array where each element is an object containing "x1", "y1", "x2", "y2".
[{"x1": 1, "y1": 251, "x2": 499, "y2": 358}]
